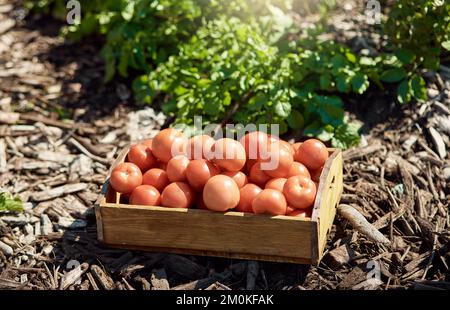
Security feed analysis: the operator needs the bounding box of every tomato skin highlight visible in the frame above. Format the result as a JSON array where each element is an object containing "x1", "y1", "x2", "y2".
[
  {"x1": 287, "y1": 162, "x2": 311, "y2": 178},
  {"x1": 252, "y1": 189, "x2": 287, "y2": 215},
  {"x1": 236, "y1": 183, "x2": 262, "y2": 213},
  {"x1": 161, "y1": 182, "x2": 195, "y2": 209},
  {"x1": 127, "y1": 144, "x2": 156, "y2": 172},
  {"x1": 166, "y1": 155, "x2": 190, "y2": 182},
  {"x1": 142, "y1": 168, "x2": 170, "y2": 192},
  {"x1": 186, "y1": 159, "x2": 220, "y2": 191},
  {"x1": 110, "y1": 162, "x2": 143, "y2": 194},
  {"x1": 294, "y1": 139, "x2": 328, "y2": 170},
  {"x1": 129, "y1": 185, "x2": 161, "y2": 206},
  {"x1": 203, "y1": 175, "x2": 240, "y2": 212},
  {"x1": 249, "y1": 161, "x2": 271, "y2": 187},
  {"x1": 152, "y1": 128, "x2": 187, "y2": 163},
  {"x1": 265, "y1": 178, "x2": 287, "y2": 192},
  {"x1": 211, "y1": 138, "x2": 246, "y2": 172},
  {"x1": 223, "y1": 171, "x2": 248, "y2": 189},
  {"x1": 283, "y1": 175, "x2": 317, "y2": 210}
]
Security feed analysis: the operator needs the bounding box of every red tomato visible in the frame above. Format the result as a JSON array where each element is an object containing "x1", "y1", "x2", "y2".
[
  {"x1": 310, "y1": 166, "x2": 323, "y2": 183},
  {"x1": 265, "y1": 178, "x2": 287, "y2": 192},
  {"x1": 127, "y1": 143, "x2": 156, "y2": 171},
  {"x1": 249, "y1": 161, "x2": 271, "y2": 187},
  {"x1": 152, "y1": 128, "x2": 187, "y2": 163},
  {"x1": 203, "y1": 175, "x2": 240, "y2": 211},
  {"x1": 166, "y1": 155, "x2": 190, "y2": 182},
  {"x1": 236, "y1": 183, "x2": 262, "y2": 213},
  {"x1": 279, "y1": 140, "x2": 294, "y2": 156},
  {"x1": 185, "y1": 159, "x2": 220, "y2": 191},
  {"x1": 196, "y1": 194, "x2": 208, "y2": 210},
  {"x1": 186, "y1": 135, "x2": 215, "y2": 160},
  {"x1": 142, "y1": 168, "x2": 170, "y2": 192},
  {"x1": 129, "y1": 185, "x2": 161, "y2": 206},
  {"x1": 142, "y1": 139, "x2": 153, "y2": 149},
  {"x1": 246, "y1": 158, "x2": 257, "y2": 174},
  {"x1": 161, "y1": 182, "x2": 195, "y2": 208},
  {"x1": 110, "y1": 162, "x2": 143, "y2": 194},
  {"x1": 223, "y1": 171, "x2": 248, "y2": 188},
  {"x1": 252, "y1": 189, "x2": 287, "y2": 215},
  {"x1": 260, "y1": 141, "x2": 293, "y2": 178},
  {"x1": 286, "y1": 208, "x2": 311, "y2": 218},
  {"x1": 239, "y1": 131, "x2": 270, "y2": 160},
  {"x1": 155, "y1": 161, "x2": 167, "y2": 170},
  {"x1": 283, "y1": 175, "x2": 317, "y2": 210},
  {"x1": 211, "y1": 138, "x2": 246, "y2": 172},
  {"x1": 267, "y1": 134, "x2": 280, "y2": 143},
  {"x1": 291, "y1": 142, "x2": 302, "y2": 155},
  {"x1": 294, "y1": 139, "x2": 328, "y2": 170},
  {"x1": 287, "y1": 162, "x2": 311, "y2": 178}
]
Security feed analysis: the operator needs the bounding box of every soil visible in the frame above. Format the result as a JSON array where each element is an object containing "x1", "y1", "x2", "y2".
[{"x1": 0, "y1": 0, "x2": 449, "y2": 290}]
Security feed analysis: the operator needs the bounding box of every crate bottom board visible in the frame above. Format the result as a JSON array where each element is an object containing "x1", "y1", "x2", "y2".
[{"x1": 100, "y1": 243, "x2": 313, "y2": 264}]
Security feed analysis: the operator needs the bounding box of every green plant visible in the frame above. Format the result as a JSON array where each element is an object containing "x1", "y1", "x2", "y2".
[{"x1": 0, "y1": 192, "x2": 23, "y2": 213}]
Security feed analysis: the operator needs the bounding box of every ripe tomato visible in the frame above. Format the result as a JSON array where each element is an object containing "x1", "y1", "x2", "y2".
[
  {"x1": 211, "y1": 138, "x2": 246, "y2": 172},
  {"x1": 186, "y1": 135, "x2": 215, "y2": 160},
  {"x1": 196, "y1": 193, "x2": 208, "y2": 210},
  {"x1": 110, "y1": 162, "x2": 143, "y2": 194},
  {"x1": 287, "y1": 162, "x2": 311, "y2": 178},
  {"x1": 142, "y1": 168, "x2": 170, "y2": 192},
  {"x1": 161, "y1": 182, "x2": 195, "y2": 208},
  {"x1": 142, "y1": 139, "x2": 153, "y2": 149},
  {"x1": 129, "y1": 185, "x2": 161, "y2": 206},
  {"x1": 245, "y1": 158, "x2": 257, "y2": 174},
  {"x1": 166, "y1": 155, "x2": 190, "y2": 182},
  {"x1": 310, "y1": 166, "x2": 323, "y2": 183},
  {"x1": 185, "y1": 159, "x2": 220, "y2": 191},
  {"x1": 265, "y1": 178, "x2": 287, "y2": 192},
  {"x1": 155, "y1": 161, "x2": 167, "y2": 170},
  {"x1": 286, "y1": 207, "x2": 311, "y2": 218},
  {"x1": 294, "y1": 139, "x2": 328, "y2": 170},
  {"x1": 249, "y1": 161, "x2": 271, "y2": 187},
  {"x1": 260, "y1": 141, "x2": 293, "y2": 178},
  {"x1": 127, "y1": 143, "x2": 156, "y2": 171},
  {"x1": 239, "y1": 131, "x2": 270, "y2": 160},
  {"x1": 152, "y1": 128, "x2": 187, "y2": 163},
  {"x1": 252, "y1": 189, "x2": 287, "y2": 215},
  {"x1": 283, "y1": 175, "x2": 317, "y2": 210},
  {"x1": 203, "y1": 175, "x2": 240, "y2": 211},
  {"x1": 267, "y1": 134, "x2": 280, "y2": 143},
  {"x1": 291, "y1": 142, "x2": 302, "y2": 155},
  {"x1": 236, "y1": 183, "x2": 262, "y2": 213},
  {"x1": 222, "y1": 171, "x2": 248, "y2": 188},
  {"x1": 279, "y1": 140, "x2": 294, "y2": 156}
]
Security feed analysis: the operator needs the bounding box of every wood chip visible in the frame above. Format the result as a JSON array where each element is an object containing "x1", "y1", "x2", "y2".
[
  {"x1": 338, "y1": 204, "x2": 390, "y2": 245},
  {"x1": 427, "y1": 127, "x2": 446, "y2": 159},
  {"x1": 31, "y1": 183, "x2": 88, "y2": 202},
  {"x1": 91, "y1": 265, "x2": 115, "y2": 290},
  {"x1": 151, "y1": 268, "x2": 170, "y2": 290}
]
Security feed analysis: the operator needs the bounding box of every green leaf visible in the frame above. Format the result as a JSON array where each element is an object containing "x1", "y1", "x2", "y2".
[
  {"x1": 121, "y1": 2, "x2": 135, "y2": 21},
  {"x1": 410, "y1": 75, "x2": 427, "y2": 101},
  {"x1": 286, "y1": 110, "x2": 304, "y2": 130},
  {"x1": 0, "y1": 192, "x2": 23, "y2": 213},
  {"x1": 380, "y1": 68, "x2": 407, "y2": 83},
  {"x1": 442, "y1": 41, "x2": 450, "y2": 51},
  {"x1": 331, "y1": 122, "x2": 361, "y2": 149},
  {"x1": 351, "y1": 73, "x2": 369, "y2": 94},
  {"x1": 248, "y1": 94, "x2": 268, "y2": 111},
  {"x1": 303, "y1": 122, "x2": 334, "y2": 142},
  {"x1": 320, "y1": 74, "x2": 332, "y2": 90},
  {"x1": 204, "y1": 98, "x2": 221, "y2": 116},
  {"x1": 274, "y1": 101, "x2": 291, "y2": 118},
  {"x1": 315, "y1": 96, "x2": 344, "y2": 127},
  {"x1": 394, "y1": 48, "x2": 415, "y2": 65},
  {"x1": 396, "y1": 79, "x2": 411, "y2": 104}
]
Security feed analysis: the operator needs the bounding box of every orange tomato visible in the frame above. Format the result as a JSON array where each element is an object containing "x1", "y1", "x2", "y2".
[
  {"x1": 287, "y1": 162, "x2": 311, "y2": 178},
  {"x1": 110, "y1": 162, "x2": 142, "y2": 194},
  {"x1": 166, "y1": 155, "x2": 190, "y2": 182},
  {"x1": 246, "y1": 158, "x2": 257, "y2": 174},
  {"x1": 127, "y1": 143, "x2": 156, "y2": 171},
  {"x1": 294, "y1": 139, "x2": 328, "y2": 170},
  {"x1": 249, "y1": 161, "x2": 271, "y2": 187},
  {"x1": 203, "y1": 175, "x2": 240, "y2": 211},
  {"x1": 265, "y1": 178, "x2": 287, "y2": 192},
  {"x1": 286, "y1": 208, "x2": 311, "y2": 218},
  {"x1": 142, "y1": 139, "x2": 153, "y2": 149},
  {"x1": 161, "y1": 182, "x2": 195, "y2": 208},
  {"x1": 186, "y1": 135, "x2": 215, "y2": 160},
  {"x1": 283, "y1": 175, "x2": 317, "y2": 210},
  {"x1": 142, "y1": 168, "x2": 170, "y2": 192},
  {"x1": 239, "y1": 131, "x2": 270, "y2": 160},
  {"x1": 252, "y1": 189, "x2": 287, "y2": 215},
  {"x1": 129, "y1": 185, "x2": 161, "y2": 206},
  {"x1": 223, "y1": 171, "x2": 248, "y2": 189},
  {"x1": 260, "y1": 141, "x2": 293, "y2": 178},
  {"x1": 236, "y1": 183, "x2": 262, "y2": 213},
  {"x1": 291, "y1": 142, "x2": 302, "y2": 155},
  {"x1": 211, "y1": 138, "x2": 246, "y2": 172},
  {"x1": 185, "y1": 159, "x2": 220, "y2": 191},
  {"x1": 152, "y1": 128, "x2": 187, "y2": 163}
]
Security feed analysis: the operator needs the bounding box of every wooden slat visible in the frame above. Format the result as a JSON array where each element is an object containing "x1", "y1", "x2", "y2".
[
  {"x1": 100, "y1": 204, "x2": 313, "y2": 263},
  {"x1": 311, "y1": 150, "x2": 343, "y2": 264}
]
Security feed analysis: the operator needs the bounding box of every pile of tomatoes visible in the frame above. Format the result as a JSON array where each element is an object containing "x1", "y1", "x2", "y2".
[{"x1": 109, "y1": 129, "x2": 329, "y2": 217}]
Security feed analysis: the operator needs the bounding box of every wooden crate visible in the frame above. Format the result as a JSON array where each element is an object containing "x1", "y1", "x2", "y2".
[{"x1": 94, "y1": 147, "x2": 343, "y2": 265}]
